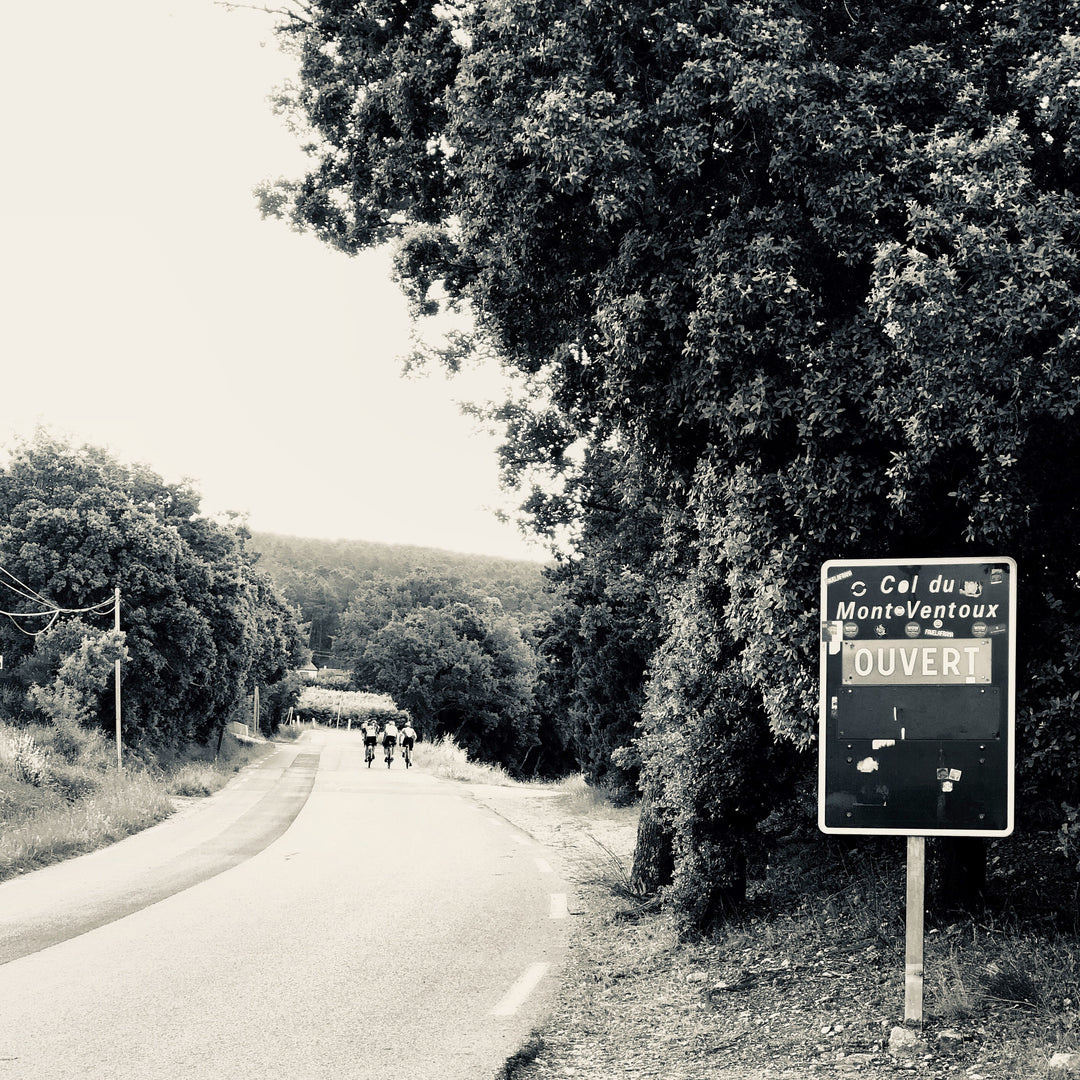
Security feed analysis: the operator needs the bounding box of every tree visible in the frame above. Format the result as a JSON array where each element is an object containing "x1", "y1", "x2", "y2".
[
  {"x1": 361, "y1": 600, "x2": 539, "y2": 771},
  {"x1": 336, "y1": 569, "x2": 475, "y2": 677},
  {"x1": 537, "y1": 446, "x2": 664, "y2": 797},
  {"x1": 26, "y1": 620, "x2": 128, "y2": 758},
  {"x1": 0, "y1": 433, "x2": 302, "y2": 749},
  {"x1": 263, "y1": 0, "x2": 1080, "y2": 928}
]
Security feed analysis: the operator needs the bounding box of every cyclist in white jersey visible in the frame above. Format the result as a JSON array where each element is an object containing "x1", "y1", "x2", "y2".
[
  {"x1": 382, "y1": 718, "x2": 399, "y2": 751},
  {"x1": 361, "y1": 719, "x2": 379, "y2": 752}
]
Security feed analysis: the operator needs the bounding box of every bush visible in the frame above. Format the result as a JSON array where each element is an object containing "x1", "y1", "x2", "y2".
[
  {"x1": 0, "y1": 722, "x2": 114, "y2": 797},
  {"x1": 45, "y1": 760, "x2": 102, "y2": 800},
  {"x1": 259, "y1": 672, "x2": 305, "y2": 734},
  {"x1": 1, "y1": 729, "x2": 50, "y2": 787},
  {"x1": 166, "y1": 764, "x2": 218, "y2": 797},
  {"x1": 423, "y1": 735, "x2": 516, "y2": 785}
]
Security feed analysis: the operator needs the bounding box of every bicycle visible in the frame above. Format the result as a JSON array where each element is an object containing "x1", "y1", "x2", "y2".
[
  {"x1": 365, "y1": 741, "x2": 375, "y2": 768},
  {"x1": 402, "y1": 741, "x2": 412, "y2": 769},
  {"x1": 384, "y1": 740, "x2": 395, "y2": 768}
]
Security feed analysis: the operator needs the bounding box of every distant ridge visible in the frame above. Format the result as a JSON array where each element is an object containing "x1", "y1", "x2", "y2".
[
  {"x1": 248, "y1": 531, "x2": 550, "y2": 575},
  {"x1": 247, "y1": 532, "x2": 556, "y2": 662}
]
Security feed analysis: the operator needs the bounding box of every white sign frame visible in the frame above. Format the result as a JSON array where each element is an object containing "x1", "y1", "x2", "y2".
[{"x1": 819, "y1": 556, "x2": 1016, "y2": 837}]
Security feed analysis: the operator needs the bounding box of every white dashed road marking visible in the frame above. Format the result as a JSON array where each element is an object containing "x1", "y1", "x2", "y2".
[
  {"x1": 491, "y1": 962, "x2": 550, "y2": 1017},
  {"x1": 534, "y1": 857, "x2": 553, "y2": 875},
  {"x1": 549, "y1": 893, "x2": 568, "y2": 920}
]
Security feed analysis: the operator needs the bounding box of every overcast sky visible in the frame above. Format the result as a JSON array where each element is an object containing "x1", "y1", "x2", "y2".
[{"x1": 0, "y1": 2, "x2": 545, "y2": 562}]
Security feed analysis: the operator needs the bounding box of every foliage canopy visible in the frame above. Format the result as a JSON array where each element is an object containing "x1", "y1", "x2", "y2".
[
  {"x1": 263, "y1": 0, "x2": 1080, "y2": 926},
  {"x1": 0, "y1": 434, "x2": 303, "y2": 749}
]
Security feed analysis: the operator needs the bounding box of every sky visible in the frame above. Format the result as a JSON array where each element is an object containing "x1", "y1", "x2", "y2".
[{"x1": 0, "y1": 2, "x2": 545, "y2": 563}]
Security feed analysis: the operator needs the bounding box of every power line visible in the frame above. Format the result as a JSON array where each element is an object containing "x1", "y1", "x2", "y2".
[
  {"x1": 0, "y1": 565, "x2": 53, "y2": 607},
  {"x1": 0, "y1": 563, "x2": 117, "y2": 637}
]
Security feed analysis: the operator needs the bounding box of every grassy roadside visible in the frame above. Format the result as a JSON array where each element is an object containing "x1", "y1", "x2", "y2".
[
  {"x1": 529, "y1": 849, "x2": 1080, "y2": 1079},
  {"x1": 475, "y1": 781, "x2": 1080, "y2": 1080},
  {"x1": 6, "y1": 724, "x2": 1077, "y2": 1076},
  {"x1": 0, "y1": 719, "x2": 275, "y2": 882}
]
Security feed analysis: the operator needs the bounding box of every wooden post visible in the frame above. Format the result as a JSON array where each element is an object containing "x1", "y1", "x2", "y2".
[
  {"x1": 905, "y1": 836, "x2": 925, "y2": 1024},
  {"x1": 114, "y1": 587, "x2": 122, "y2": 770}
]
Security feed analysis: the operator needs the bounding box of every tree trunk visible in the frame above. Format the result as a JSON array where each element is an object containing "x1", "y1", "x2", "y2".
[
  {"x1": 629, "y1": 780, "x2": 674, "y2": 895},
  {"x1": 700, "y1": 845, "x2": 748, "y2": 928}
]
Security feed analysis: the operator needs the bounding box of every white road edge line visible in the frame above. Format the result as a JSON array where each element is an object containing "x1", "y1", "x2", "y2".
[
  {"x1": 491, "y1": 962, "x2": 550, "y2": 1017},
  {"x1": 550, "y1": 893, "x2": 568, "y2": 919}
]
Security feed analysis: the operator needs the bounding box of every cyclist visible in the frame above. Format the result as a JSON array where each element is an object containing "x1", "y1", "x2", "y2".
[
  {"x1": 400, "y1": 718, "x2": 416, "y2": 767},
  {"x1": 361, "y1": 718, "x2": 379, "y2": 765},
  {"x1": 382, "y1": 717, "x2": 399, "y2": 766}
]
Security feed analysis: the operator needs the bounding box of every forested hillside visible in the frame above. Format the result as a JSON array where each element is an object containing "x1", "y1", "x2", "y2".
[
  {"x1": 248, "y1": 531, "x2": 555, "y2": 660},
  {"x1": 249, "y1": 532, "x2": 583, "y2": 777}
]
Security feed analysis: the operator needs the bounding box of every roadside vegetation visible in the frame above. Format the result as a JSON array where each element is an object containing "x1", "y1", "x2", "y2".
[
  {"x1": 4, "y1": 5, "x2": 1080, "y2": 1050},
  {"x1": 0, "y1": 719, "x2": 270, "y2": 882},
  {"x1": 487, "y1": 789, "x2": 1080, "y2": 1080}
]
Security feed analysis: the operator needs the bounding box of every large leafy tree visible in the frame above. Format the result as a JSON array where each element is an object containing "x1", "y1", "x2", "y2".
[
  {"x1": 334, "y1": 569, "x2": 475, "y2": 676},
  {"x1": 361, "y1": 599, "x2": 539, "y2": 771},
  {"x1": 0, "y1": 433, "x2": 303, "y2": 748},
  {"x1": 537, "y1": 446, "x2": 664, "y2": 797},
  {"x1": 263, "y1": 0, "x2": 1080, "y2": 926}
]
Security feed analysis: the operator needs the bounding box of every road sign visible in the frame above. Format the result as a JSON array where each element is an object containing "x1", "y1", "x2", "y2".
[{"x1": 819, "y1": 557, "x2": 1016, "y2": 836}]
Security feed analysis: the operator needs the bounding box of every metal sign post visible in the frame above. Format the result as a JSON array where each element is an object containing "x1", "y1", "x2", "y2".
[{"x1": 819, "y1": 557, "x2": 1017, "y2": 1024}]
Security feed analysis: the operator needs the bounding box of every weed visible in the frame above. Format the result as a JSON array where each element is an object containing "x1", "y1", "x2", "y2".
[
  {"x1": 496, "y1": 1033, "x2": 545, "y2": 1079},
  {"x1": 982, "y1": 957, "x2": 1040, "y2": 1007},
  {"x1": 555, "y1": 774, "x2": 632, "y2": 821},
  {"x1": 583, "y1": 830, "x2": 648, "y2": 904},
  {"x1": 0, "y1": 771, "x2": 174, "y2": 878},
  {"x1": 929, "y1": 953, "x2": 977, "y2": 1020},
  {"x1": 1, "y1": 730, "x2": 50, "y2": 786},
  {"x1": 422, "y1": 735, "x2": 517, "y2": 785},
  {"x1": 166, "y1": 764, "x2": 219, "y2": 797},
  {"x1": 45, "y1": 760, "x2": 101, "y2": 800}
]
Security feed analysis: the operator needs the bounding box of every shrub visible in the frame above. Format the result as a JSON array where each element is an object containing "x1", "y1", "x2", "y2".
[
  {"x1": 424, "y1": 734, "x2": 516, "y2": 785},
  {"x1": 45, "y1": 760, "x2": 101, "y2": 800},
  {"x1": 1, "y1": 730, "x2": 50, "y2": 787},
  {"x1": 166, "y1": 764, "x2": 218, "y2": 797}
]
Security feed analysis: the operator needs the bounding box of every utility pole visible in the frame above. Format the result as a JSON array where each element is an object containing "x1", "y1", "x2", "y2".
[{"x1": 114, "y1": 587, "x2": 122, "y2": 770}]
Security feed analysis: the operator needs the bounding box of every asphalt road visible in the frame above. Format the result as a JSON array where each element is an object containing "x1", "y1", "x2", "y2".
[{"x1": 0, "y1": 730, "x2": 570, "y2": 1079}]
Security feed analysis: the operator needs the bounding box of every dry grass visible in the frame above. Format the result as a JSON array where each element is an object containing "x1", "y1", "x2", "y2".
[
  {"x1": 0, "y1": 770, "x2": 174, "y2": 878},
  {"x1": 418, "y1": 734, "x2": 521, "y2": 785},
  {"x1": 0, "y1": 720, "x2": 270, "y2": 881}
]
